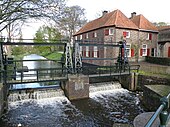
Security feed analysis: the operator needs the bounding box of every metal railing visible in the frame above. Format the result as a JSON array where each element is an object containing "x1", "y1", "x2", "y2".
[
  {"x1": 4, "y1": 67, "x2": 68, "y2": 84},
  {"x1": 81, "y1": 64, "x2": 140, "y2": 77},
  {"x1": 145, "y1": 93, "x2": 170, "y2": 127}
]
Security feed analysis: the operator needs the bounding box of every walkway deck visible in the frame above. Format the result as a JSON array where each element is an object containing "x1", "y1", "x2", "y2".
[{"x1": 7, "y1": 76, "x2": 68, "y2": 84}]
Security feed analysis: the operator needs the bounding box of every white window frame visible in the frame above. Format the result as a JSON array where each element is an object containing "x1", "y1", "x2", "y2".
[
  {"x1": 80, "y1": 46, "x2": 82, "y2": 55},
  {"x1": 86, "y1": 33, "x2": 88, "y2": 39},
  {"x1": 75, "y1": 36, "x2": 77, "y2": 40},
  {"x1": 126, "y1": 31, "x2": 130, "y2": 38},
  {"x1": 109, "y1": 28, "x2": 114, "y2": 35},
  {"x1": 80, "y1": 35, "x2": 82, "y2": 40},
  {"x1": 86, "y1": 46, "x2": 89, "y2": 57},
  {"x1": 147, "y1": 33, "x2": 152, "y2": 40},
  {"x1": 125, "y1": 44, "x2": 131, "y2": 57},
  {"x1": 93, "y1": 46, "x2": 98, "y2": 58},
  {"x1": 94, "y1": 32, "x2": 97, "y2": 37},
  {"x1": 142, "y1": 44, "x2": 147, "y2": 56}
]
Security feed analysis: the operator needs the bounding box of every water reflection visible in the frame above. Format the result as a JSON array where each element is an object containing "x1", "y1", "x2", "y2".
[{"x1": 14, "y1": 54, "x2": 60, "y2": 89}]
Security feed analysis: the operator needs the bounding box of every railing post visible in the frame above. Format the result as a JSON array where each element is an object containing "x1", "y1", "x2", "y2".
[
  {"x1": 159, "y1": 97, "x2": 169, "y2": 127},
  {"x1": 37, "y1": 70, "x2": 39, "y2": 81}
]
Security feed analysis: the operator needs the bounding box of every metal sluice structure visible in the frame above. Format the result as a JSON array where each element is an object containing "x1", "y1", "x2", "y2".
[{"x1": 0, "y1": 39, "x2": 133, "y2": 85}]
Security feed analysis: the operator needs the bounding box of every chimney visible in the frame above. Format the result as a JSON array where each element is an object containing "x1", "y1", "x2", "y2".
[
  {"x1": 130, "y1": 12, "x2": 136, "y2": 19},
  {"x1": 102, "y1": 11, "x2": 108, "y2": 16}
]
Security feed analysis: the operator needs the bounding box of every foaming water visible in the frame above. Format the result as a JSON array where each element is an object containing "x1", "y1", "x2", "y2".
[
  {"x1": 8, "y1": 88, "x2": 65, "y2": 102},
  {"x1": 0, "y1": 82, "x2": 145, "y2": 127},
  {"x1": 89, "y1": 81, "x2": 122, "y2": 93}
]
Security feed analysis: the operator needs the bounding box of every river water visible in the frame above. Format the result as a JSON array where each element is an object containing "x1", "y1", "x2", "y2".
[{"x1": 0, "y1": 54, "x2": 145, "y2": 127}]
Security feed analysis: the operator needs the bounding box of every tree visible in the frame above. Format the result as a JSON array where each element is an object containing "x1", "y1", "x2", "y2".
[
  {"x1": 153, "y1": 22, "x2": 168, "y2": 26},
  {"x1": 57, "y1": 5, "x2": 87, "y2": 41},
  {"x1": 33, "y1": 25, "x2": 62, "y2": 54},
  {"x1": 0, "y1": 0, "x2": 66, "y2": 33}
]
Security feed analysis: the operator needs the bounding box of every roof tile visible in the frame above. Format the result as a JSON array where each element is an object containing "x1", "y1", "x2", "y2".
[
  {"x1": 75, "y1": 9, "x2": 138, "y2": 35},
  {"x1": 131, "y1": 14, "x2": 158, "y2": 32}
]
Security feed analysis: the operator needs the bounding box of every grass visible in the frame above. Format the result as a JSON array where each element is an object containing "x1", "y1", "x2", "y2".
[
  {"x1": 44, "y1": 52, "x2": 63, "y2": 60},
  {"x1": 132, "y1": 70, "x2": 170, "y2": 79}
]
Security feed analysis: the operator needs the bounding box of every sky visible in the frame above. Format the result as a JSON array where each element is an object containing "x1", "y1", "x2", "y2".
[
  {"x1": 67, "y1": 0, "x2": 170, "y2": 23},
  {"x1": 21, "y1": 0, "x2": 170, "y2": 39}
]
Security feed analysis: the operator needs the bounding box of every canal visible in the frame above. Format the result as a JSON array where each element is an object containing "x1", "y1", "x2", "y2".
[{"x1": 0, "y1": 54, "x2": 145, "y2": 127}]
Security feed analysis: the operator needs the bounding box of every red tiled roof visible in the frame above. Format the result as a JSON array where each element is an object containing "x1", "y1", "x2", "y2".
[
  {"x1": 75, "y1": 9, "x2": 138, "y2": 35},
  {"x1": 157, "y1": 25, "x2": 170, "y2": 31},
  {"x1": 131, "y1": 14, "x2": 158, "y2": 32}
]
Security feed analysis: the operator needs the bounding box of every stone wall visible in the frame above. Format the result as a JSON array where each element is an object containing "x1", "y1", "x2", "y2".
[
  {"x1": 145, "y1": 56, "x2": 170, "y2": 66},
  {"x1": 137, "y1": 75, "x2": 170, "y2": 90}
]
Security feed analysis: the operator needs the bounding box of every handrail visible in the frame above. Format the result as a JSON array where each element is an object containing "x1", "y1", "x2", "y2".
[{"x1": 145, "y1": 93, "x2": 170, "y2": 127}]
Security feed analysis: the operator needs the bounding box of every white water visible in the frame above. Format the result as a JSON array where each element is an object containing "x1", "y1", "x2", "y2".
[
  {"x1": 89, "y1": 81, "x2": 122, "y2": 93},
  {"x1": 8, "y1": 88, "x2": 65, "y2": 102}
]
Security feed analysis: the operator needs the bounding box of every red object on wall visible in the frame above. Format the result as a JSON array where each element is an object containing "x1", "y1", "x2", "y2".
[
  {"x1": 131, "y1": 49, "x2": 134, "y2": 57},
  {"x1": 105, "y1": 29, "x2": 109, "y2": 36},
  {"x1": 140, "y1": 49, "x2": 143, "y2": 56},
  {"x1": 84, "y1": 51, "x2": 86, "y2": 57},
  {"x1": 147, "y1": 48, "x2": 150, "y2": 56},
  {"x1": 168, "y1": 47, "x2": 170, "y2": 57},
  {"x1": 149, "y1": 33, "x2": 152, "y2": 40},
  {"x1": 88, "y1": 51, "x2": 90, "y2": 57},
  {"x1": 123, "y1": 32, "x2": 127, "y2": 37},
  {"x1": 92, "y1": 51, "x2": 94, "y2": 57}
]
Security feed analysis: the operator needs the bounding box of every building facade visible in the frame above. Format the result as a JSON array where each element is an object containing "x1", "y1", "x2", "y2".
[
  {"x1": 74, "y1": 10, "x2": 158, "y2": 65},
  {"x1": 157, "y1": 26, "x2": 170, "y2": 57}
]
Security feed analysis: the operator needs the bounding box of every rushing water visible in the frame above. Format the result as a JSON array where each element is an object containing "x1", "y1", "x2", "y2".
[
  {"x1": 0, "y1": 54, "x2": 145, "y2": 127},
  {"x1": 0, "y1": 84, "x2": 145, "y2": 127}
]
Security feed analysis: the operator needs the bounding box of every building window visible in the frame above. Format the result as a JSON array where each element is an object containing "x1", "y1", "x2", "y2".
[
  {"x1": 123, "y1": 31, "x2": 130, "y2": 38},
  {"x1": 80, "y1": 35, "x2": 82, "y2": 40},
  {"x1": 86, "y1": 33, "x2": 88, "y2": 39},
  {"x1": 86, "y1": 46, "x2": 89, "y2": 57},
  {"x1": 105, "y1": 28, "x2": 114, "y2": 36},
  {"x1": 142, "y1": 44, "x2": 147, "y2": 56},
  {"x1": 94, "y1": 32, "x2": 97, "y2": 38},
  {"x1": 125, "y1": 44, "x2": 131, "y2": 57},
  {"x1": 109, "y1": 29, "x2": 114, "y2": 35},
  {"x1": 80, "y1": 46, "x2": 82, "y2": 55},
  {"x1": 75, "y1": 36, "x2": 77, "y2": 40},
  {"x1": 93, "y1": 46, "x2": 98, "y2": 58},
  {"x1": 147, "y1": 33, "x2": 152, "y2": 40}
]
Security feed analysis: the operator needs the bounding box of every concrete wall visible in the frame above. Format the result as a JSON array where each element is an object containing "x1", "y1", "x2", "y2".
[{"x1": 64, "y1": 74, "x2": 89, "y2": 100}]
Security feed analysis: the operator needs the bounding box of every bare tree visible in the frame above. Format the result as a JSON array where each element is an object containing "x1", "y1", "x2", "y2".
[
  {"x1": 57, "y1": 5, "x2": 87, "y2": 41},
  {"x1": 0, "y1": 0, "x2": 66, "y2": 33}
]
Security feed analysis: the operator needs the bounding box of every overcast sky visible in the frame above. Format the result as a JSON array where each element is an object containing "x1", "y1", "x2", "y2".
[
  {"x1": 22, "y1": 0, "x2": 170, "y2": 39},
  {"x1": 67, "y1": 0, "x2": 170, "y2": 23}
]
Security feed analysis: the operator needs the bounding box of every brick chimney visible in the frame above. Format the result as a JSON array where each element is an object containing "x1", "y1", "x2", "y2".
[
  {"x1": 130, "y1": 12, "x2": 136, "y2": 19},
  {"x1": 102, "y1": 11, "x2": 108, "y2": 16}
]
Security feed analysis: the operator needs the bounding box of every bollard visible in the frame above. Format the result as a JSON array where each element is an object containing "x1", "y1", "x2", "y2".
[{"x1": 159, "y1": 97, "x2": 169, "y2": 127}]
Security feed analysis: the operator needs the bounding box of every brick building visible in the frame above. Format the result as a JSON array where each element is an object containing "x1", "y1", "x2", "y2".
[
  {"x1": 157, "y1": 26, "x2": 170, "y2": 57},
  {"x1": 74, "y1": 9, "x2": 158, "y2": 65}
]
